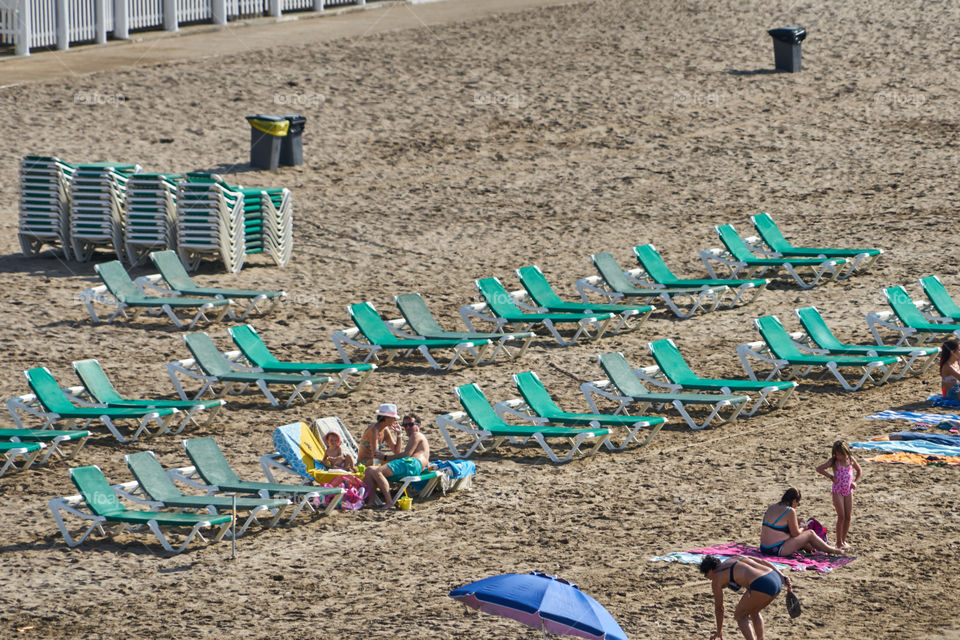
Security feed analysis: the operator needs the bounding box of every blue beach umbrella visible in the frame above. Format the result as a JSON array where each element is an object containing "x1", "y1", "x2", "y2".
[{"x1": 449, "y1": 571, "x2": 629, "y2": 640}]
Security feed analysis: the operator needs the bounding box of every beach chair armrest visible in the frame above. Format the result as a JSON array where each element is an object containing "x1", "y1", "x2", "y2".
[
  {"x1": 633, "y1": 365, "x2": 682, "y2": 392},
  {"x1": 492, "y1": 398, "x2": 547, "y2": 425},
  {"x1": 166, "y1": 465, "x2": 219, "y2": 494},
  {"x1": 457, "y1": 303, "x2": 502, "y2": 333},
  {"x1": 573, "y1": 276, "x2": 623, "y2": 304},
  {"x1": 134, "y1": 274, "x2": 180, "y2": 297}
]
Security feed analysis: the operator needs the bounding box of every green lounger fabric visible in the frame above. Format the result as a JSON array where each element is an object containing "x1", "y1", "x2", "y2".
[
  {"x1": 476, "y1": 278, "x2": 613, "y2": 323},
  {"x1": 751, "y1": 213, "x2": 881, "y2": 258},
  {"x1": 96, "y1": 260, "x2": 231, "y2": 308},
  {"x1": 716, "y1": 225, "x2": 848, "y2": 267},
  {"x1": 756, "y1": 315, "x2": 900, "y2": 366},
  {"x1": 151, "y1": 250, "x2": 284, "y2": 300},
  {"x1": 592, "y1": 252, "x2": 716, "y2": 296},
  {"x1": 184, "y1": 333, "x2": 331, "y2": 385},
  {"x1": 516, "y1": 265, "x2": 654, "y2": 314},
  {"x1": 633, "y1": 244, "x2": 767, "y2": 288},
  {"x1": 26, "y1": 367, "x2": 178, "y2": 419},
  {"x1": 396, "y1": 293, "x2": 534, "y2": 341},
  {"x1": 456, "y1": 383, "x2": 608, "y2": 438},
  {"x1": 73, "y1": 359, "x2": 224, "y2": 410},
  {"x1": 350, "y1": 302, "x2": 487, "y2": 348},
  {"x1": 795, "y1": 307, "x2": 938, "y2": 357},
  {"x1": 919, "y1": 276, "x2": 960, "y2": 321},
  {"x1": 598, "y1": 353, "x2": 748, "y2": 404},
  {"x1": 648, "y1": 339, "x2": 797, "y2": 392},
  {"x1": 228, "y1": 325, "x2": 375, "y2": 374}
]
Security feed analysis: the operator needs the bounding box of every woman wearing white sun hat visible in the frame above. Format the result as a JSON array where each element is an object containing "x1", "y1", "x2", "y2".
[{"x1": 358, "y1": 403, "x2": 404, "y2": 466}]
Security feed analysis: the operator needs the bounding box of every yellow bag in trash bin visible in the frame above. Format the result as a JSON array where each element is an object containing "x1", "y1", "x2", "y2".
[{"x1": 247, "y1": 116, "x2": 289, "y2": 137}]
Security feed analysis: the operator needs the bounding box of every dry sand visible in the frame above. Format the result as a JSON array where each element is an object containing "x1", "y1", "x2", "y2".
[{"x1": 0, "y1": 0, "x2": 959, "y2": 638}]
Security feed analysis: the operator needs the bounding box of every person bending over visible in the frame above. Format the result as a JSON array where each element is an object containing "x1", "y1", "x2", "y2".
[{"x1": 700, "y1": 554, "x2": 791, "y2": 640}]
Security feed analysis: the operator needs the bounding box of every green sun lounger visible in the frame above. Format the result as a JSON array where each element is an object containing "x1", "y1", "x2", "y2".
[
  {"x1": 515, "y1": 265, "x2": 654, "y2": 334},
  {"x1": 124, "y1": 451, "x2": 294, "y2": 535},
  {"x1": 167, "y1": 332, "x2": 330, "y2": 407},
  {"x1": 583, "y1": 352, "x2": 749, "y2": 429},
  {"x1": 72, "y1": 358, "x2": 225, "y2": 432},
  {"x1": 394, "y1": 293, "x2": 535, "y2": 363},
  {"x1": 81, "y1": 260, "x2": 232, "y2": 328},
  {"x1": 867, "y1": 286, "x2": 960, "y2": 346},
  {"x1": 0, "y1": 440, "x2": 45, "y2": 477},
  {"x1": 334, "y1": 301, "x2": 491, "y2": 370},
  {"x1": 794, "y1": 306, "x2": 938, "y2": 380},
  {"x1": 740, "y1": 315, "x2": 900, "y2": 391},
  {"x1": 227, "y1": 324, "x2": 375, "y2": 395},
  {"x1": 462, "y1": 277, "x2": 615, "y2": 347},
  {"x1": 919, "y1": 275, "x2": 960, "y2": 322},
  {"x1": 49, "y1": 465, "x2": 233, "y2": 553},
  {"x1": 582, "y1": 252, "x2": 726, "y2": 319},
  {"x1": 645, "y1": 338, "x2": 797, "y2": 416},
  {"x1": 0, "y1": 427, "x2": 90, "y2": 464},
  {"x1": 14, "y1": 367, "x2": 179, "y2": 443},
  {"x1": 435, "y1": 383, "x2": 611, "y2": 463},
  {"x1": 179, "y1": 437, "x2": 343, "y2": 515},
  {"x1": 632, "y1": 244, "x2": 767, "y2": 307},
  {"x1": 702, "y1": 224, "x2": 845, "y2": 289},
  {"x1": 750, "y1": 213, "x2": 882, "y2": 276},
  {"x1": 504, "y1": 371, "x2": 666, "y2": 449},
  {"x1": 148, "y1": 250, "x2": 286, "y2": 320}
]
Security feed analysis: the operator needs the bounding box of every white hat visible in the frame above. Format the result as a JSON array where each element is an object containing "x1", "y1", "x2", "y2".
[{"x1": 376, "y1": 403, "x2": 399, "y2": 418}]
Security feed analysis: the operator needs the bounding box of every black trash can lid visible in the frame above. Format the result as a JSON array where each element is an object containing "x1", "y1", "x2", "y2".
[
  {"x1": 283, "y1": 114, "x2": 307, "y2": 133},
  {"x1": 768, "y1": 26, "x2": 806, "y2": 44},
  {"x1": 246, "y1": 114, "x2": 289, "y2": 137}
]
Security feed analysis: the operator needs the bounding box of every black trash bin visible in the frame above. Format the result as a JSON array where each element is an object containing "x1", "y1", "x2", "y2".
[
  {"x1": 246, "y1": 114, "x2": 288, "y2": 171},
  {"x1": 280, "y1": 114, "x2": 306, "y2": 167},
  {"x1": 768, "y1": 26, "x2": 806, "y2": 72}
]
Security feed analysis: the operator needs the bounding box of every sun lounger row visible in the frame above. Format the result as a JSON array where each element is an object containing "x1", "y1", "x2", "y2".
[
  {"x1": 81, "y1": 251, "x2": 286, "y2": 328},
  {"x1": 0, "y1": 427, "x2": 91, "y2": 477},
  {"x1": 18, "y1": 158, "x2": 293, "y2": 272},
  {"x1": 49, "y1": 437, "x2": 345, "y2": 554},
  {"x1": 867, "y1": 282, "x2": 960, "y2": 346}
]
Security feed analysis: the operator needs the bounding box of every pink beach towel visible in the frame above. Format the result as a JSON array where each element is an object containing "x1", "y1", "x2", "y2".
[{"x1": 688, "y1": 542, "x2": 855, "y2": 573}]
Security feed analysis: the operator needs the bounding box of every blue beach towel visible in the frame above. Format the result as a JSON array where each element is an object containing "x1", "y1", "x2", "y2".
[
  {"x1": 851, "y1": 440, "x2": 960, "y2": 456},
  {"x1": 865, "y1": 410, "x2": 960, "y2": 424},
  {"x1": 890, "y1": 431, "x2": 960, "y2": 446},
  {"x1": 928, "y1": 394, "x2": 960, "y2": 409}
]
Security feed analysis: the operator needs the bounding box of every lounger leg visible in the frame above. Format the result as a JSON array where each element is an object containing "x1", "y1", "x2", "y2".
[{"x1": 255, "y1": 380, "x2": 280, "y2": 407}]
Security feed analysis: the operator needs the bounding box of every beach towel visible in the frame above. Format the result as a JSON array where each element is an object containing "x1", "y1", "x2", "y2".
[
  {"x1": 889, "y1": 431, "x2": 960, "y2": 446},
  {"x1": 433, "y1": 460, "x2": 477, "y2": 480},
  {"x1": 929, "y1": 394, "x2": 960, "y2": 409},
  {"x1": 865, "y1": 410, "x2": 960, "y2": 424},
  {"x1": 650, "y1": 542, "x2": 854, "y2": 573},
  {"x1": 864, "y1": 452, "x2": 960, "y2": 466},
  {"x1": 851, "y1": 440, "x2": 960, "y2": 456}
]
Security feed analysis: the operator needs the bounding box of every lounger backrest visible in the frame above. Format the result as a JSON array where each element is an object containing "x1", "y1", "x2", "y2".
[
  {"x1": 883, "y1": 286, "x2": 928, "y2": 326},
  {"x1": 715, "y1": 225, "x2": 756, "y2": 261},
  {"x1": 794, "y1": 307, "x2": 844, "y2": 350},
  {"x1": 647, "y1": 339, "x2": 700, "y2": 384},
  {"x1": 183, "y1": 332, "x2": 234, "y2": 377},
  {"x1": 95, "y1": 260, "x2": 141, "y2": 302},
  {"x1": 515, "y1": 266, "x2": 565, "y2": 308},
  {"x1": 512, "y1": 371, "x2": 564, "y2": 417},
  {"x1": 72, "y1": 359, "x2": 125, "y2": 404},
  {"x1": 182, "y1": 437, "x2": 242, "y2": 487},
  {"x1": 591, "y1": 252, "x2": 637, "y2": 293},
  {"x1": 394, "y1": 293, "x2": 447, "y2": 336},
  {"x1": 150, "y1": 250, "x2": 197, "y2": 292},
  {"x1": 597, "y1": 352, "x2": 650, "y2": 397},
  {"x1": 24, "y1": 367, "x2": 77, "y2": 414},
  {"x1": 755, "y1": 315, "x2": 803, "y2": 358},
  {"x1": 750, "y1": 213, "x2": 791, "y2": 252},
  {"x1": 125, "y1": 451, "x2": 184, "y2": 502},
  {"x1": 919, "y1": 276, "x2": 960, "y2": 318},
  {"x1": 454, "y1": 383, "x2": 509, "y2": 430},
  {"x1": 313, "y1": 417, "x2": 360, "y2": 462},
  {"x1": 70, "y1": 465, "x2": 126, "y2": 516},
  {"x1": 347, "y1": 302, "x2": 397, "y2": 344},
  {"x1": 475, "y1": 278, "x2": 523, "y2": 316},
  {"x1": 633, "y1": 244, "x2": 677, "y2": 283},
  {"x1": 227, "y1": 325, "x2": 277, "y2": 368},
  {"x1": 272, "y1": 422, "x2": 324, "y2": 481}
]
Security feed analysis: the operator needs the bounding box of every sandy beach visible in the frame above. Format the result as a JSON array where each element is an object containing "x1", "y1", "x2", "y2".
[{"x1": 0, "y1": 0, "x2": 958, "y2": 637}]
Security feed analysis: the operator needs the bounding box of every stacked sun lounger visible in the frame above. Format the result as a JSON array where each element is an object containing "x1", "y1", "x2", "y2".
[
  {"x1": 240, "y1": 187, "x2": 293, "y2": 267},
  {"x1": 68, "y1": 163, "x2": 142, "y2": 261},
  {"x1": 18, "y1": 155, "x2": 76, "y2": 258},
  {"x1": 123, "y1": 173, "x2": 182, "y2": 266}
]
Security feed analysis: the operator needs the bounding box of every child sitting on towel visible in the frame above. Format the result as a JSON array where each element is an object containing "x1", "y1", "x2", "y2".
[{"x1": 322, "y1": 432, "x2": 355, "y2": 472}]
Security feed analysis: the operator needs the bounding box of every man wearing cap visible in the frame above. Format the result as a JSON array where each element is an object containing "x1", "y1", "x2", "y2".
[
  {"x1": 363, "y1": 413, "x2": 431, "y2": 509},
  {"x1": 358, "y1": 403, "x2": 404, "y2": 467}
]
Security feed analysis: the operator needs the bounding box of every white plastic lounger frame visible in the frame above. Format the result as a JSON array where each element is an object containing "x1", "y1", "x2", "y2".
[
  {"x1": 573, "y1": 275, "x2": 723, "y2": 319},
  {"x1": 331, "y1": 318, "x2": 488, "y2": 370},
  {"x1": 48, "y1": 492, "x2": 230, "y2": 554},
  {"x1": 165, "y1": 356, "x2": 320, "y2": 408},
  {"x1": 577, "y1": 379, "x2": 740, "y2": 431},
  {"x1": 6, "y1": 389, "x2": 178, "y2": 444},
  {"x1": 698, "y1": 247, "x2": 841, "y2": 290},
  {"x1": 0, "y1": 442, "x2": 45, "y2": 477},
  {"x1": 630, "y1": 362, "x2": 796, "y2": 417},
  {"x1": 79, "y1": 282, "x2": 231, "y2": 329},
  {"x1": 166, "y1": 465, "x2": 336, "y2": 520},
  {"x1": 4, "y1": 432, "x2": 86, "y2": 465},
  {"x1": 134, "y1": 273, "x2": 288, "y2": 321},
  {"x1": 741, "y1": 235, "x2": 880, "y2": 280},
  {"x1": 221, "y1": 349, "x2": 373, "y2": 396},
  {"x1": 866, "y1": 309, "x2": 960, "y2": 347},
  {"x1": 736, "y1": 339, "x2": 894, "y2": 392},
  {"x1": 435, "y1": 408, "x2": 608, "y2": 463},
  {"x1": 112, "y1": 478, "x2": 291, "y2": 538}
]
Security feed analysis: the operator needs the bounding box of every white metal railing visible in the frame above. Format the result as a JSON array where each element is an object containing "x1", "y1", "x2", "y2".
[{"x1": 1, "y1": 0, "x2": 375, "y2": 55}]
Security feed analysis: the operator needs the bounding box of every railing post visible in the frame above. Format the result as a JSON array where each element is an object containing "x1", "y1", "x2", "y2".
[
  {"x1": 15, "y1": 0, "x2": 32, "y2": 56},
  {"x1": 312, "y1": 0, "x2": 322, "y2": 11},
  {"x1": 212, "y1": 0, "x2": 226, "y2": 25},
  {"x1": 268, "y1": 0, "x2": 280, "y2": 18},
  {"x1": 55, "y1": 0, "x2": 69, "y2": 50},
  {"x1": 113, "y1": 0, "x2": 128, "y2": 39},
  {"x1": 162, "y1": 0, "x2": 177, "y2": 31},
  {"x1": 94, "y1": 0, "x2": 107, "y2": 43}
]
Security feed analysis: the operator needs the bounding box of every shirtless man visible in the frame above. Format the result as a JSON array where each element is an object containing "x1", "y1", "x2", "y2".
[{"x1": 363, "y1": 413, "x2": 430, "y2": 509}]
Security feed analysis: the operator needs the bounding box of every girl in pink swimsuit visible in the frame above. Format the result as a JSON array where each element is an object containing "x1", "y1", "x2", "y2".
[{"x1": 815, "y1": 440, "x2": 862, "y2": 549}]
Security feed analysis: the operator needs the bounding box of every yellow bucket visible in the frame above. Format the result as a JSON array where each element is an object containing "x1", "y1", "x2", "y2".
[{"x1": 397, "y1": 490, "x2": 412, "y2": 511}]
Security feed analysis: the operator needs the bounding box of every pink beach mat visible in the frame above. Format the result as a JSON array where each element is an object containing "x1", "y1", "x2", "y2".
[{"x1": 687, "y1": 542, "x2": 855, "y2": 573}]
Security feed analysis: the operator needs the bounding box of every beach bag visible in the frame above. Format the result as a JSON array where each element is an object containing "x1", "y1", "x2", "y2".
[
  {"x1": 311, "y1": 475, "x2": 367, "y2": 511},
  {"x1": 804, "y1": 518, "x2": 828, "y2": 543}
]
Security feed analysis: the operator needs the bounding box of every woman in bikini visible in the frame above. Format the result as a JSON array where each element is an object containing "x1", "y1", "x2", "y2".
[
  {"x1": 940, "y1": 339, "x2": 960, "y2": 400},
  {"x1": 357, "y1": 403, "x2": 404, "y2": 466},
  {"x1": 759, "y1": 487, "x2": 842, "y2": 557},
  {"x1": 700, "y1": 554, "x2": 792, "y2": 640}
]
